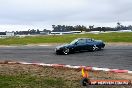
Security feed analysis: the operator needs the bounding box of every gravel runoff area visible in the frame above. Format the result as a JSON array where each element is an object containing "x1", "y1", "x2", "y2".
[{"x1": 0, "y1": 61, "x2": 131, "y2": 88}]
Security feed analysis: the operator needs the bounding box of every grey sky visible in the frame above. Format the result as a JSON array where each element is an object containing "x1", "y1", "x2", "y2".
[{"x1": 0, "y1": 0, "x2": 132, "y2": 31}]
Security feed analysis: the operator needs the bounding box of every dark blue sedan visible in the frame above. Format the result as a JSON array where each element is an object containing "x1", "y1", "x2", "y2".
[{"x1": 55, "y1": 38, "x2": 105, "y2": 55}]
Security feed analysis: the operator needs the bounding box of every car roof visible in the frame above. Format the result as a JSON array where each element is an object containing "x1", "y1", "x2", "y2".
[{"x1": 76, "y1": 38, "x2": 92, "y2": 40}]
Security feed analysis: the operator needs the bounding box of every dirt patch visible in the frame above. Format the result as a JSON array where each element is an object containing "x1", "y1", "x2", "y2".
[{"x1": 115, "y1": 73, "x2": 132, "y2": 81}]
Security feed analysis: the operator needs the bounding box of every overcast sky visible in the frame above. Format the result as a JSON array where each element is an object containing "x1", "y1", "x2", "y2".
[{"x1": 0, "y1": 0, "x2": 132, "y2": 31}]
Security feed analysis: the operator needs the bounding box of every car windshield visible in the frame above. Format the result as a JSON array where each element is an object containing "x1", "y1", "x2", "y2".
[{"x1": 70, "y1": 39, "x2": 78, "y2": 45}]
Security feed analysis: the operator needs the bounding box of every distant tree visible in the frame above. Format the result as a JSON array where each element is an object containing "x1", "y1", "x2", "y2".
[
  {"x1": 116, "y1": 22, "x2": 124, "y2": 30},
  {"x1": 52, "y1": 25, "x2": 55, "y2": 30},
  {"x1": 29, "y1": 29, "x2": 36, "y2": 34},
  {"x1": 117, "y1": 22, "x2": 121, "y2": 27},
  {"x1": 36, "y1": 29, "x2": 40, "y2": 34},
  {"x1": 43, "y1": 29, "x2": 46, "y2": 32},
  {"x1": 127, "y1": 25, "x2": 132, "y2": 30},
  {"x1": 89, "y1": 25, "x2": 94, "y2": 31},
  {"x1": 52, "y1": 25, "x2": 88, "y2": 32}
]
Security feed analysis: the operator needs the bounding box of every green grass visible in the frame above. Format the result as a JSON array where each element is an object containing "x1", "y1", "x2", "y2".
[
  {"x1": 0, "y1": 75, "x2": 130, "y2": 88},
  {"x1": 0, "y1": 32, "x2": 132, "y2": 45},
  {"x1": 0, "y1": 75, "x2": 70, "y2": 88}
]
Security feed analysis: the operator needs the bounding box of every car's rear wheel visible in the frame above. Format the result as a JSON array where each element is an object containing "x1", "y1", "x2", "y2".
[
  {"x1": 89, "y1": 45, "x2": 97, "y2": 51},
  {"x1": 93, "y1": 45, "x2": 97, "y2": 51},
  {"x1": 97, "y1": 46, "x2": 101, "y2": 50},
  {"x1": 63, "y1": 48, "x2": 69, "y2": 55}
]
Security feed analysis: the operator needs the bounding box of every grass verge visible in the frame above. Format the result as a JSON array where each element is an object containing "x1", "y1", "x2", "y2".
[{"x1": 0, "y1": 32, "x2": 132, "y2": 45}]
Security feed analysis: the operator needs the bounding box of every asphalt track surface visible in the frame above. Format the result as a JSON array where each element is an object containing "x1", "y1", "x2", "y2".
[{"x1": 0, "y1": 44, "x2": 132, "y2": 70}]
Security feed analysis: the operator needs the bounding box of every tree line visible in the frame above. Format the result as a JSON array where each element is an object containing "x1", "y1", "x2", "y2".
[
  {"x1": 1, "y1": 22, "x2": 132, "y2": 35},
  {"x1": 52, "y1": 23, "x2": 132, "y2": 32}
]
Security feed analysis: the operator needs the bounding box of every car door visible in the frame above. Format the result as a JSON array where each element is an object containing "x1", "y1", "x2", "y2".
[
  {"x1": 74, "y1": 39, "x2": 87, "y2": 51},
  {"x1": 86, "y1": 39, "x2": 95, "y2": 50}
]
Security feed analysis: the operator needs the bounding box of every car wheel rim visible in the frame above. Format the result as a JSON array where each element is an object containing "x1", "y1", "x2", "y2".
[
  {"x1": 63, "y1": 48, "x2": 69, "y2": 54},
  {"x1": 93, "y1": 45, "x2": 97, "y2": 51}
]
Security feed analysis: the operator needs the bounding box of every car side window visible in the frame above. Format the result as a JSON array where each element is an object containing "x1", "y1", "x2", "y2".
[
  {"x1": 86, "y1": 39, "x2": 93, "y2": 43},
  {"x1": 77, "y1": 39, "x2": 86, "y2": 44}
]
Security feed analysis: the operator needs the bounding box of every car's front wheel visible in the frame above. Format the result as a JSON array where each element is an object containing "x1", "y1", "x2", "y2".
[
  {"x1": 63, "y1": 48, "x2": 69, "y2": 55},
  {"x1": 97, "y1": 46, "x2": 102, "y2": 50}
]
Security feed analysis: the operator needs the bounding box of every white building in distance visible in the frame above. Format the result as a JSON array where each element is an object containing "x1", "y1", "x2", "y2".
[{"x1": 6, "y1": 32, "x2": 15, "y2": 36}]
